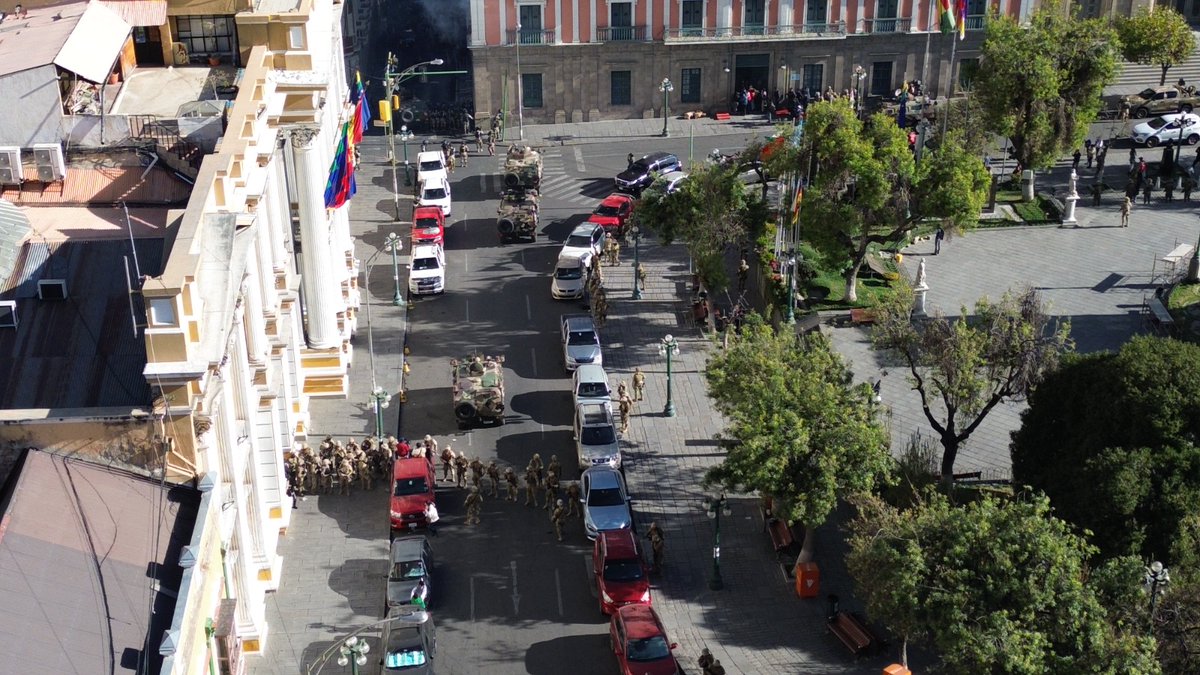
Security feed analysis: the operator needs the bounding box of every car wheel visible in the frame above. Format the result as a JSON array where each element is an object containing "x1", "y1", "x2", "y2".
[
  {"x1": 1147, "y1": 136, "x2": 1160, "y2": 148},
  {"x1": 1135, "y1": 107, "x2": 1150, "y2": 119},
  {"x1": 1188, "y1": 134, "x2": 1200, "y2": 146},
  {"x1": 1184, "y1": 104, "x2": 1194, "y2": 114}
]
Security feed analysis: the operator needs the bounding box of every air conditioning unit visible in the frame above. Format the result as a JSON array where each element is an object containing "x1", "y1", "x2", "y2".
[
  {"x1": 38, "y1": 279, "x2": 68, "y2": 300},
  {"x1": 0, "y1": 301, "x2": 16, "y2": 329},
  {"x1": 31, "y1": 143, "x2": 65, "y2": 182},
  {"x1": 0, "y1": 147, "x2": 21, "y2": 185}
]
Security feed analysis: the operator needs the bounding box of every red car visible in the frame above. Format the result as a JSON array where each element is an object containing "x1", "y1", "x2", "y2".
[
  {"x1": 609, "y1": 604, "x2": 679, "y2": 675},
  {"x1": 412, "y1": 206, "x2": 445, "y2": 246},
  {"x1": 390, "y1": 457, "x2": 435, "y2": 535},
  {"x1": 593, "y1": 529, "x2": 651, "y2": 615},
  {"x1": 587, "y1": 193, "x2": 635, "y2": 234}
]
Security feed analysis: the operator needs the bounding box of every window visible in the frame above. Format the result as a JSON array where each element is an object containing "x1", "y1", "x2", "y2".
[
  {"x1": 801, "y1": 64, "x2": 823, "y2": 93},
  {"x1": 805, "y1": 0, "x2": 827, "y2": 27},
  {"x1": 611, "y1": 71, "x2": 632, "y2": 105},
  {"x1": 287, "y1": 26, "x2": 305, "y2": 50},
  {"x1": 610, "y1": 2, "x2": 632, "y2": 40},
  {"x1": 870, "y1": 61, "x2": 893, "y2": 97},
  {"x1": 958, "y1": 58, "x2": 979, "y2": 91},
  {"x1": 148, "y1": 297, "x2": 178, "y2": 326},
  {"x1": 873, "y1": 0, "x2": 898, "y2": 32},
  {"x1": 680, "y1": 68, "x2": 701, "y2": 103},
  {"x1": 681, "y1": 0, "x2": 703, "y2": 35},
  {"x1": 521, "y1": 73, "x2": 543, "y2": 108},
  {"x1": 966, "y1": 0, "x2": 986, "y2": 27},
  {"x1": 518, "y1": 4, "x2": 543, "y2": 43},
  {"x1": 174, "y1": 15, "x2": 239, "y2": 60},
  {"x1": 744, "y1": 0, "x2": 765, "y2": 34}
]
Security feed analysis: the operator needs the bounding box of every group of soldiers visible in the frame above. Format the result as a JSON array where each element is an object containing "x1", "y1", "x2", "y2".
[
  {"x1": 612, "y1": 371, "x2": 646, "y2": 434},
  {"x1": 284, "y1": 434, "x2": 437, "y2": 500},
  {"x1": 449, "y1": 449, "x2": 587, "y2": 541}
]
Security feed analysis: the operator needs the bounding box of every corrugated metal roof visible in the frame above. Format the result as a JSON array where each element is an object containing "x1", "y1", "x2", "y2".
[
  {"x1": 0, "y1": 1, "x2": 88, "y2": 79},
  {"x1": 8, "y1": 240, "x2": 52, "y2": 298},
  {"x1": 0, "y1": 451, "x2": 200, "y2": 675},
  {"x1": 53, "y1": 1, "x2": 131, "y2": 84},
  {"x1": 0, "y1": 200, "x2": 32, "y2": 286},
  {"x1": 97, "y1": 0, "x2": 166, "y2": 27}
]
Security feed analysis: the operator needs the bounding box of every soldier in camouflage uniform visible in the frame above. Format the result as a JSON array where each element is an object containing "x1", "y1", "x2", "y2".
[
  {"x1": 618, "y1": 396, "x2": 632, "y2": 434},
  {"x1": 524, "y1": 466, "x2": 540, "y2": 506},
  {"x1": 486, "y1": 461, "x2": 501, "y2": 498},
  {"x1": 504, "y1": 467, "x2": 519, "y2": 502},
  {"x1": 617, "y1": 381, "x2": 629, "y2": 401},
  {"x1": 565, "y1": 481, "x2": 582, "y2": 518},
  {"x1": 547, "y1": 455, "x2": 561, "y2": 480},
  {"x1": 551, "y1": 499, "x2": 566, "y2": 542},
  {"x1": 320, "y1": 458, "x2": 334, "y2": 494},
  {"x1": 337, "y1": 457, "x2": 355, "y2": 495},
  {"x1": 469, "y1": 457, "x2": 484, "y2": 492},
  {"x1": 543, "y1": 470, "x2": 560, "y2": 511},
  {"x1": 632, "y1": 367, "x2": 646, "y2": 402},
  {"x1": 528, "y1": 453, "x2": 544, "y2": 486},
  {"x1": 454, "y1": 453, "x2": 469, "y2": 489},
  {"x1": 440, "y1": 446, "x2": 456, "y2": 482},
  {"x1": 464, "y1": 486, "x2": 483, "y2": 525},
  {"x1": 357, "y1": 453, "x2": 373, "y2": 491}
]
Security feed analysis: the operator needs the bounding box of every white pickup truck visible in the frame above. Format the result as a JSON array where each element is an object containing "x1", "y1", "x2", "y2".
[{"x1": 561, "y1": 314, "x2": 602, "y2": 372}]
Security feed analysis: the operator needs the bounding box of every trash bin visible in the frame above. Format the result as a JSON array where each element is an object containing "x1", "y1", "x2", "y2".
[
  {"x1": 1020, "y1": 169, "x2": 1035, "y2": 202},
  {"x1": 883, "y1": 665, "x2": 912, "y2": 675},
  {"x1": 794, "y1": 561, "x2": 820, "y2": 598}
]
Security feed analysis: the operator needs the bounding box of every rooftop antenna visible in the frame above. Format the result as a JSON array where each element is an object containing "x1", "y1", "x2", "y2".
[{"x1": 121, "y1": 201, "x2": 143, "y2": 280}]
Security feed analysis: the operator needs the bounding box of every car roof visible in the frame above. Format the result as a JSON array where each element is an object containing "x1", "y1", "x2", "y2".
[
  {"x1": 390, "y1": 536, "x2": 428, "y2": 560},
  {"x1": 393, "y1": 457, "x2": 430, "y2": 477},
  {"x1": 583, "y1": 466, "x2": 622, "y2": 489},
  {"x1": 600, "y1": 528, "x2": 639, "y2": 558},
  {"x1": 577, "y1": 402, "x2": 613, "y2": 424},
  {"x1": 417, "y1": 151, "x2": 444, "y2": 162},
  {"x1": 556, "y1": 254, "x2": 585, "y2": 268},
  {"x1": 618, "y1": 604, "x2": 664, "y2": 638},
  {"x1": 411, "y1": 244, "x2": 442, "y2": 257},
  {"x1": 421, "y1": 176, "x2": 448, "y2": 188},
  {"x1": 569, "y1": 222, "x2": 602, "y2": 236},
  {"x1": 575, "y1": 364, "x2": 608, "y2": 382},
  {"x1": 643, "y1": 152, "x2": 674, "y2": 162},
  {"x1": 599, "y1": 193, "x2": 632, "y2": 206}
]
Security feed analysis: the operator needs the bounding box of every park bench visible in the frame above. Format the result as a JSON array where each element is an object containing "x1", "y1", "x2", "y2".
[
  {"x1": 849, "y1": 308, "x2": 876, "y2": 325},
  {"x1": 766, "y1": 517, "x2": 794, "y2": 552},
  {"x1": 862, "y1": 253, "x2": 900, "y2": 281},
  {"x1": 1145, "y1": 295, "x2": 1174, "y2": 334},
  {"x1": 828, "y1": 611, "x2": 878, "y2": 657}
]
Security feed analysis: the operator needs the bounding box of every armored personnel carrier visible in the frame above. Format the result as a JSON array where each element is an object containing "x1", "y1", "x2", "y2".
[
  {"x1": 503, "y1": 145, "x2": 543, "y2": 191},
  {"x1": 497, "y1": 190, "x2": 540, "y2": 242},
  {"x1": 450, "y1": 354, "x2": 506, "y2": 428}
]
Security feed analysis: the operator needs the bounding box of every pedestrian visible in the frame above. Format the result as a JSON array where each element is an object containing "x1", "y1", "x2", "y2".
[
  {"x1": 627, "y1": 152, "x2": 635, "y2": 168},
  {"x1": 487, "y1": 136, "x2": 496, "y2": 156},
  {"x1": 543, "y1": 471, "x2": 560, "y2": 511},
  {"x1": 565, "y1": 481, "x2": 582, "y2": 517},
  {"x1": 632, "y1": 367, "x2": 646, "y2": 402},
  {"x1": 934, "y1": 226, "x2": 945, "y2": 255},
  {"x1": 707, "y1": 659, "x2": 726, "y2": 675},
  {"x1": 1120, "y1": 196, "x2": 1132, "y2": 227},
  {"x1": 441, "y1": 446, "x2": 455, "y2": 482},
  {"x1": 524, "y1": 466, "x2": 539, "y2": 506},
  {"x1": 1129, "y1": 147, "x2": 1138, "y2": 169},
  {"x1": 636, "y1": 262, "x2": 647, "y2": 293},
  {"x1": 1072, "y1": 148, "x2": 1081, "y2": 170},
  {"x1": 1165, "y1": 180, "x2": 1175, "y2": 203},
  {"x1": 504, "y1": 467, "x2": 519, "y2": 502},
  {"x1": 1184, "y1": 177, "x2": 1194, "y2": 202},
  {"x1": 551, "y1": 499, "x2": 566, "y2": 542},
  {"x1": 646, "y1": 522, "x2": 665, "y2": 572},
  {"x1": 737, "y1": 258, "x2": 749, "y2": 291},
  {"x1": 458, "y1": 143, "x2": 469, "y2": 168},
  {"x1": 618, "y1": 396, "x2": 632, "y2": 434},
  {"x1": 1143, "y1": 180, "x2": 1153, "y2": 205},
  {"x1": 698, "y1": 649, "x2": 715, "y2": 673},
  {"x1": 475, "y1": 128, "x2": 483, "y2": 153},
  {"x1": 1085, "y1": 139, "x2": 1095, "y2": 168},
  {"x1": 464, "y1": 486, "x2": 482, "y2": 525},
  {"x1": 425, "y1": 500, "x2": 439, "y2": 536}
]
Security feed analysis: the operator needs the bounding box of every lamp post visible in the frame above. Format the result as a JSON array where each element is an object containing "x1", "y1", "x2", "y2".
[
  {"x1": 370, "y1": 386, "x2": 391, "y2": 438},
  {"x1": 631, "y1": 224, "x2": 642, "y2": 299},
  {"x1": 384, "y1": 56, "x2": 443, "y2": 217},
  {"x1": 852, "y1": 65, "x2": 866, "y2": 118},
  {"x1": 1145, "y1": 561, "x2": 1171, "y2": 629},
  {"x1": 336, "y1": 635, "x2": 370, "y2": 675},
  {"x1": 703, "y1": 492, "x2": 732, "y2": 590},
  {"x1": 514, "y1": 23, "x2": 525, "y2": 141},
  {"x1": 785, "y1": 249, "x2": 797, "y2": 323},
  {"x1": 657, "y1": 334, "x2": 680, "y2": 417},
  {"x1": 384, "y1": 232, "x2": 404, "y2": 307},
  {"x1": 659, "y1": 77, "x2": 674, "y2": 137},
  {"x1": 399, "y1": 124, "x2": 413, "y2": 186}
]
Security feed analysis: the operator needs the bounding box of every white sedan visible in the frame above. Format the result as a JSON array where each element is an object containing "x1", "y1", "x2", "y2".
[{"x1": 1131, "y1": 113, "x2": 1200, "y2": 147}]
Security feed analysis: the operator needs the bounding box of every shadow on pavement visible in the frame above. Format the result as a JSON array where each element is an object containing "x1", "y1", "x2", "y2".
[
  {"x1": 508, "y1": 390, "x2": 572, "y2": 427},
  {"x1": 328, "y1": 558, "x2": 389, "y2": 617},
  {"x1": 525, "y1": 633, "x2": 615, "y2": 675}
]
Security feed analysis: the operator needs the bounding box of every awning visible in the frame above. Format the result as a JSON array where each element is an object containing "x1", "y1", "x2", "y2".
[
  {"x1": 98, "y1": 0, "x2": 167, "y2": 27},
  {"x1": 54, "y1": 2, "x2": 131, "y2": 83}
]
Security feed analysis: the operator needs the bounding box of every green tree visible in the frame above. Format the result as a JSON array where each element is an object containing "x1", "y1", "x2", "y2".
[
  {"x1": 634, "y1": 161, "x2": 769, "y2": 291},
  {"x1": 974, "y1": 3, "x2": 1121, "y2": 170},
  {"x1": 1117, "y1": 6, "x2": 1196, "y2": 87},
  {"x1": 1011, "y1": 336, "x2": 1200, "y2": 570},
  {"x1": 704, "y1": 316, "x2": 891, "y2": 558},
  {"x1": 846, "y1": 492, "x2": 1160, "y2": 673},
  {"x1": 873, "y1": 285, "x2": 1070, "y2": 483},
  {"x1": 767, "y1": 102, "x2": 988, "y2": 303}
]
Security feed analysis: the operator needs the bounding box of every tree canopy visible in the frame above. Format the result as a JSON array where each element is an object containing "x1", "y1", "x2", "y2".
[
  {"x1": 1117, "y1": 6, "x2": 1196, "y2": 87},
  {"x1": 846, "y1": 492, "x2": 1160, "y2": 673},
  {"x1": 873, "y1": 285, "x2": 1071, "y2": 482},
  {"x1": 1011, "y1": 336, "x2": 1200, "y2": 570},
  {"x1": 704, "y1": 316, "x2": 891, "y2": 541},
  {"x1": 974, "y1": 3, "x2": 1121, "y2": 170}
]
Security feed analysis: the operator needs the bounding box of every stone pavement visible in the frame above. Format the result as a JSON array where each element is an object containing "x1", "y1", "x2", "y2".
[{"x1": 600, "y1": 243, "x2": 895, "y2": 675}]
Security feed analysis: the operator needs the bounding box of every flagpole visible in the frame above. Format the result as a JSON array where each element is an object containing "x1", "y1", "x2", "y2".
[{"x1": 942, "y1": 33, "x2": 956, "y2": 137}]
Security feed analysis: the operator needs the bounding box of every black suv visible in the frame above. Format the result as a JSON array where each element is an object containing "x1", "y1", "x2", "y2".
[{"x1": 615, "y1": 152, "x2": 681, "y2": 193}]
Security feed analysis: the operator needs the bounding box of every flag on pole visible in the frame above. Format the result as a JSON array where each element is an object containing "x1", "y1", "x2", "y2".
[
  {"x1": 351, "y1": 71, "x2": 370, "y2": 144},
  {"x1": 957, "y1": 0, "x2": 967, "y2": 40},
  {"x1": 324, "y1": 122, "x2": 357, "y2": 209},
  {"x1": 938, "y1": 0, "x2": 956, "y2": 34}
]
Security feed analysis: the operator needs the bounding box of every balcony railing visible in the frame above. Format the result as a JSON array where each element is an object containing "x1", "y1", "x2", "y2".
[
  {"x1": 860, "y1": 17, "x2": 912, "y2": 34},
  {"x1": 663, "y1": 22, "x2": 847, "y2": 41},
  {"x1": 596, "y1": 25, "x2": 648, "y2": 41},
  {"x1": 506, "y1": 28, "x2": 556, "y2": 45},
  {"x1": 964, "y1": 14, "x2": 986, "y2": 30}
]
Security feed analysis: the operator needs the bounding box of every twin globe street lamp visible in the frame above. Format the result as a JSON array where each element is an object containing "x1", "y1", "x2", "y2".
[
  {"x1": 630, "y1": 224, "x2": 642, "y2": 300},
  {"x1": 336, "y1": 635, "x2": 370, "y2": 675},
  {"x1": 703, "y1": 492, "x2": 732, "y2": 590},
  {"x1": 657, "y1": 334, "x2": 680, "y2": 417},
  {"x1": 659, "y1": 77, "x2": 674, "y2": 137},
  {"x1": 384, "y1": 232, "x2": 405, "y2": 308}
]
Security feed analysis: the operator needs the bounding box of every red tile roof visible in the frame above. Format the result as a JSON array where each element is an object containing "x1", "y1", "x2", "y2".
[{"x1": 1, "y1": 165, "x2": 192, "y2": 206}]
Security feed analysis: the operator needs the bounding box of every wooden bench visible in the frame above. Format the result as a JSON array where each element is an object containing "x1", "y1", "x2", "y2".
[
  {"x1": 828, "y1": 611, "x2": 877, "y2": 657},
  {"x1": 862, "y1": 254, "x2": 899, "y2": 281},
  {"x1": 849, "y1": 308, "x2": 876, "y2": 325},
  {"x1": 1146, "y1": 295, "x2": 1174, "y2": 332},
  {"x1": 766, "y1": 517, "x2": 794, "y2": 552}
]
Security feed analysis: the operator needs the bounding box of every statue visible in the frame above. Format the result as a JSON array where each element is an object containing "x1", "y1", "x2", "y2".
[{"x1": 914, "y1": 257, "x2": 928, "y2": 289}]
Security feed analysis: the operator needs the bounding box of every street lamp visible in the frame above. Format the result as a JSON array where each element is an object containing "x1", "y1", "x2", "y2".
[
  {"x1": 370, "y1": 386, "x2": 392, "y2": 438},
  {"x1": 785, "y1": 249, "x2": 797, "y2": 323},
  {"x1": 384, "y1": 56, "x2": 443, "y2": 219},
  {"x1": 702, "y1": 492, "x2": 732, "y2": 590},
  {"x1": 852, "y1": 65, "x2": 866, "y2": 118},
  {"x1": 657, "y1": 334, "x2": 680, "y2": 417},
  {"x1": 398, "y1": 124, "x2": 414, "y2": 186},
  {"x1": 631, "y1": 224, "x2": 642, "y2": 300},
  {"x1": 1145, "y1": 561, "x2": 1171, "y2": 629},
  {"x1": 384, "y1": 232, "x2": 405, "y2": 307},
  {"x1": 514, "y1": 23, "x2": 525, "y2": 141},
  {"x1": 659, "y1": 77, "x2": 674, "y2": 137},
  {"x1": 336, "y1": 635, "x2": 370, "y2": 675}
]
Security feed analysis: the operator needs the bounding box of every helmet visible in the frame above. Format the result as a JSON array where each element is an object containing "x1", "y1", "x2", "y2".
[
  {"x1": 557, "y1": 499, "x2": 564, "y2": 506},
  {"x1": 471, "y1": 486, "x2": 479, "y2": 493}
]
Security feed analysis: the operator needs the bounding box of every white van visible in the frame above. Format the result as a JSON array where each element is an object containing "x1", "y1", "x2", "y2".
[
  {"x1": 551, "y1": 255, "x2": 588, "y2": 300},
  {"x1": 418, "y1": 176, "x2": 452, "y2": 217},
  {"x1": 416, "y1": 150, "x2": 448, "y2": 185}
]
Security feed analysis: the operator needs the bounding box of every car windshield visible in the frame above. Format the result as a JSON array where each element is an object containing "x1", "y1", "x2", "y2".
[
  {"x1": 568, "y1": 330, "x2": 596, "y2": 345},
  {"x1": 419, "y1": 160, "x2": 443, "y2": 171},
  {"x1": 556, "y1": 266, "x2": 583, "y2": 280},
  {"x1": 384, "y1": 647, "x2": 428, "y2": 669},
  {"x1": 594, "y1": 204, "x2": 621, "y2": 216},
  {"x1": 412, "y1": 256, "x2": 440, "y2": 271},
  {"x1": 628, "y1": 161, "x2": 649, "y2": 174},
  {"x1": 415, "y1": 218, "x2": 441, "y2": 233},
  {"x1": 603, "y1": 559, "x2": 644, "y2": 582},
  {"x1": 423, "y1": 188, "x2": 447, "y2": 200},
  {"x1": 626, "y1": 636, "x2": 671, "y2": 662},
  {"x1": 587, "y1": 486, "x2": 624, "y2": 506},
  {"x1": 1149, "y1": 117, "x2": 1172, "y2": 129},
  {"x1": 1138, "y1": 88, "x2": 1158, "y2": 99},
  {"x1": 393, "y1": 477, "x2": 428, "y2": 496},
  {"x1": 566, "y1": 234, "x2": 593, "y2": 248},
  {"x1": 392, "y1": 560, "x2": 426, "y2": 579},
  {"x1": 581, "y1": 425, "x2": 616, "y2": 445},
  {"x1": 578, "y1": 382, "x2": 609, "y2": 398}
]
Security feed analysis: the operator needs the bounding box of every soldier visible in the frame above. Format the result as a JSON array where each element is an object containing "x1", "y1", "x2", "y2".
[
  {"x1": 319, "y1": 458, "x2": 334, "y2": 494},
  {"x1": 504, "y1": 467, "x2": 519, "y2": 502},
  {"x1": 565, "y1": 481, "x2": 582, "y2": 518},
  {"x1": 441, "y1": 446, "x2": 456, "y2": 482},
  {"x1": 645, "y1": 522, "x2": 665, "y2": 572},
  {"x1": 524, "y1": 466, "x2": 540, "y2": 506},
  {"x1": 632, "y1": 367, "x2": 646, "y2": 402},
  {"x1": 474, "y1": 128, "x2": 484, "y2": 153},
  {"x1": 469, "y1": 457, "x2": 484, "y2": 492},
  {"x1": 464, "y1": 486, "x2": 483, "y2": 525},
  {"x1": 487, "y1": 135, "x2": 496, "y2": 156},
  {"x1": 357, "y1": 454, "x2": 373, "y2": 491},
  {"x1": 547, "y1": 454, "x2": 562, "y2": 480},
  {"x1": 454, "y1": 454, "x2": 469, "y2": 489},
  {"x1": 608, "y1": 236, "x2": 621, "y2": 266},
  {"x1": 593, "y1": 293, "x2": 609, "y2": 327},
  {"x1": 618, "y1": 396, "x2": 632, "y2": 434},
  {"x1": 337, "y1": 457, "x2": 355, "y2": 496},
  {"x1": 698, "y1": 649, "x2": 715, "y2": 674},
  {"x1": 617, "y1": 381, "x2": 629, "y2": 401},
  {"x1": 423, "y1": 434, "x2": 439, "y2": 458},
  {"x1": 636, "y1": 263, "x2": 647, "y2": 292},
  {"x1": 551, "y1": 499, "x2": 566, "y2": 542},
  {"x1": 543, "y1": 470, "x2": 560, "y2": 511},
  {"x1": 529, "y1": 453, "x2": 544, "y2": 486},
  {"x1": 458, "y1": 143, "x2": 469, "y2": 168},
  {"x1": 486, "y1": 461, "x2": 501, "y2": 498}
]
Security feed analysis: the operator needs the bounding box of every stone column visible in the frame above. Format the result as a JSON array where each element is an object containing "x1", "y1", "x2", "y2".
[
  {"x1": 242, "y1": 239, "x2": 270, "y2": 364},
  {"x1": 289, "y1": 127, "x2": 341, "y2": 349}
]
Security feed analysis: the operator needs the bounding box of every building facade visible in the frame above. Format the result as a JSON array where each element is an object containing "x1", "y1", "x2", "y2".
[{"x1": 468, "y1": 0, "x2": 1034, "y2": 123}]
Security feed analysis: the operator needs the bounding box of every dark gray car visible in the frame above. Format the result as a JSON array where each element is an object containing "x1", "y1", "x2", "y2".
[
  {"x1": 614, "y1": 152, "x2": 681, "y2": 193},
  {"x1": 387, "y1": 537, "x2": 432, "y2": 611}
]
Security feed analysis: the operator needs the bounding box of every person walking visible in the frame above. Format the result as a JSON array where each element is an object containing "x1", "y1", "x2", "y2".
[
  {"x1": 464, "y1": 487, "x2": 483, "y2": 525},
  {"x1": 934, "y1": 226, "x2": 945, "y2": 255},
  {"x1": 737, "y1": 258, "x2": 749, "y2": 292},
  {"x1": 551, "y1": 499, "x2": 566, "y2": 542},
  {"x1": 645, "y1": 522, "x2": 665, "y2": 573},
  {"x1": 425, "y1": 500, "x2": 439, "y2": 536},
  {"x1": 1085, "y1": 139, "x2": 1095, "y2": 168},
  {"x1": 632, "y1": 367, "x2": 646, "y2": 402},
  {"x1": 1142, "y1": 180, "x2": 1153, "y2": 205},
  {"x1": 1120, "y1": 196, "x2": 1132, "y2": 227},
  {"x1": 1072, "y1": 149, "x2": 1081, "y2": 170}
]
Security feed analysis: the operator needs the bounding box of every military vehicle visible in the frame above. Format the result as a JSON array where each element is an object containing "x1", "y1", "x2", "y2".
[
  {"x1": 497, "y1": 190, "x2": 540, "y2": 242},
  {"x1": 450, "y1": 354, "x2": 506, "y2": 428},
  {"x1": 503, "y1": 144, "x2": 543, "y2": 191}
]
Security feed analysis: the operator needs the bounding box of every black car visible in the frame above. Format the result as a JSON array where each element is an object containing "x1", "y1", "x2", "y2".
[{"x1": 615, "y1": 152, "x2": 681, "y2": 193}]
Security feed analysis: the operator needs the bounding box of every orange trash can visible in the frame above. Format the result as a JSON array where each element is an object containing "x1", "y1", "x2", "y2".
[
  {"x1": 794, "y1": 561, "x2": 820, "y2": 598},
  {"x1": 883, "y1": 665, "x2": 911, "y2": 675}
]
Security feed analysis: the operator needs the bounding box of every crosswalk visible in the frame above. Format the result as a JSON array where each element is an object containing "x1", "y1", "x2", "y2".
[{"x1": 476, "y1": 148, "x2": 613, "y2": 207}]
